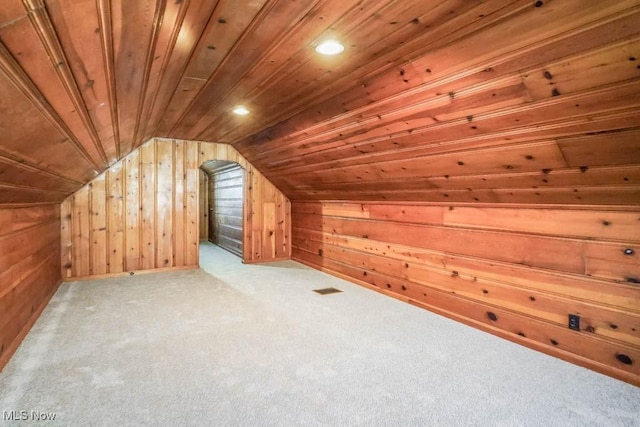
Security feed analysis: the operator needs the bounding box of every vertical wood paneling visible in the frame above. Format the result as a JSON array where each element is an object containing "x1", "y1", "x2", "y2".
[
  {"x1": 73, "y1": 186, "x2": 91, "y2": 277},
  {"x1": 251, "y1": 166, "x2": 263, "y2": 261},
  {"x1": 291, "y1": 201, "x2": 640, "y2": 386},
  {"x1": 156, "y1": 141, "x2": 173, "y2": 268},
  {"x1": 198, "y1": 140, "x2": 291, "y2": 262},
  {"x1": 263, "y1": 178, "x2": 277, "y2": 258},
  {"x1": 275, "y1": 191, "x2": 285, "y2": 257},
  {"x1": 198, "y1": 169, "x2": 208, "y2": 240},
  {"x1": 0, "y1": 205, "x2": 61, "y2": 371},
  {"x1": 184, "y1": 141, "x2": 199, "y2": 266},
  {"x1": 108, "y1": 162, "x2": 124, "y2": 273},
  {"x1": 263, "y1": 200, "x2": 275, "y2": 258},
  {"x1": 140, "y1": 141, "x2": 156, "y2": 270},
  {"x1": 90, "y1": 177, "x2": 107, "y2": 275},
  {"x1": 173, "y1": 141, "x2": 185, "y2": 266},
  {"x1": 61, "y1": 138, "x2": 291, "y2": 278},
  {"x1": 60, "y1": 198, "x2": 72, "y2": 278},
  {"x1": 124, "y1": 149, "x2": 140, "y2": 271},
  {"x1": 243, "y1": 167, "x2": 253, "y2": 261},
  {"x1": 285, "y1": 198, "x2": 291, "y2": 258}
]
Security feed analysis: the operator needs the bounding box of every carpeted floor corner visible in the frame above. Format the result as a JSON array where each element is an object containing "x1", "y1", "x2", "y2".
[{"x1": 1, "y1": 242, "x2": 639, "y2": 426}]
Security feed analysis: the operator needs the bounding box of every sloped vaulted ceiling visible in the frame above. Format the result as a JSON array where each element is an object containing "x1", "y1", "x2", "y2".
[{"x1": 0, "y1": 0, "x2": 639, "y2": 206}]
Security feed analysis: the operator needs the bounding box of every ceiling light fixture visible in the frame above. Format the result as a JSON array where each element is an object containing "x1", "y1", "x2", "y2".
[
  {"x1": 232, "y1": 105, "x2": 250, "y2": 115},
  {"x1": 315, "y1": 40, "x2": 344, "y2": 55}
]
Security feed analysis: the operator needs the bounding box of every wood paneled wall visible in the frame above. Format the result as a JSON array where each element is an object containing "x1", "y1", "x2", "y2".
[
  {"x1": 61, "y1": 138, "x2": 291, "y2": 279},
  {"x1": 0, "y1": 205, "x2": 61, "y2": 371},
  {"x1": 2, "y1": 1, "x2": 639, "y2": 209},
  {"x1": 198, "y1": 141, "x2": 291, "y2": 263},
  {"x1": 207, "y1": 164, "x2": 244, "y2": 257},
  {"x1": 292, "y1": 202, "x2": 640, "y2": 385},
  {"x1": 199, "y1": 170, "x2": 209, "y2": 240},
  {"x1": 234, "y1": 2, "x2": 640, "y2": 207}
]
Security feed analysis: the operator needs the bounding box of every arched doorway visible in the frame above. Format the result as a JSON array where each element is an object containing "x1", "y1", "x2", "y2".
[
  {"x1": 199, "y1": 160, "x2": 244, "y2": 258},
  {"x1": 196, "y1": 140, "x2": 291, "y2": 265}
]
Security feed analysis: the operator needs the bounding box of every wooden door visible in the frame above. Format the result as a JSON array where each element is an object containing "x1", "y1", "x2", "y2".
[{"x1": 206, "y1": 163, "x2": 244, "y2": 257}]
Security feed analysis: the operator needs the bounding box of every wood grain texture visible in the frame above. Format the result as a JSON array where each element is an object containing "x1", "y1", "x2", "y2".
[
  {"x1": 197, "y1": 140, "x2": 291, "y2": 263},
  {"x1": 291, "y1": 201, "x2": 640, "y2": 386},
  {"x1": 229, "y1": 2, "x2": 640, "y2": 206},
  {"x1": 198, "y1": 169, "x2": 208, "y2": 240},
  {"x1": 0, "y1": 205, "x2": 61, "y2": 371},
  {"x1": 0, "y1": 0, "x2": 638, "y2": 207},
  {"x1": 205, "y1": 163, "x2": 244, "y2": 257},
  {"x1": 61, "y1": 138, "x2": 291, "y2": 278}
]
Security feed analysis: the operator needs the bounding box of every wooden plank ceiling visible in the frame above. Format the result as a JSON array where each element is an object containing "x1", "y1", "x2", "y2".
[{"x1": 1, "y1": 0, "x2": 639, "y2": 206}]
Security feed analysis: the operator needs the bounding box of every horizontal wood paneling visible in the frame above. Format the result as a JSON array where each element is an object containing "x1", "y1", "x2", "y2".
[
  {"x1": 197, "y1": 141, "x2": 292, "y2": 263},
  {"x1": 0, "y1": 1, "x2": 638, "y2": 209},
  {"x1": 0, "y1": 205, "x2": 61, "y2": 371},
  {"x1": 207, "y1": 165, "x2": 244, "y2": 257},
  {"x1": 291, "y1": 201, "x2": 640, "y2": 385},
  {"x1": 199, "y1": 169, "x2": 208, "y2": 240},
  {"x1": 61, "y1": 138, "x2": 291, "y2": 278},
  {"x1": 230, "y1": 3, "x2": 640, "y2": 206}
]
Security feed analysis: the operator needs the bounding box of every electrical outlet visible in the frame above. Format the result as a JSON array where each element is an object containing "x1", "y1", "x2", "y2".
[{"x1": 568, "y1": 314, "x2": 580, "y2": 331}]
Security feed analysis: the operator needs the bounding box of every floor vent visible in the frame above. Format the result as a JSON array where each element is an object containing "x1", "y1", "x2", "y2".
[{"x1": 313, "y1": 287, "x2": 342, "y2": 295}]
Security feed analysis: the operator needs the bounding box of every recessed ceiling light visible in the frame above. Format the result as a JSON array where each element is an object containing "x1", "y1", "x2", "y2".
[
  {"x1": 315, "y1": 40, "x2": 344, "y2": 55},
  {"x1": 232, "y1": 105, "x2": 249, "y2": 115}
]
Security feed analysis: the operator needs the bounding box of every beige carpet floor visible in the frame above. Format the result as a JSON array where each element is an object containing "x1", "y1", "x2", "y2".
[{"x1": 0, "y1": 242, "x2": 638, "y2": 426}]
